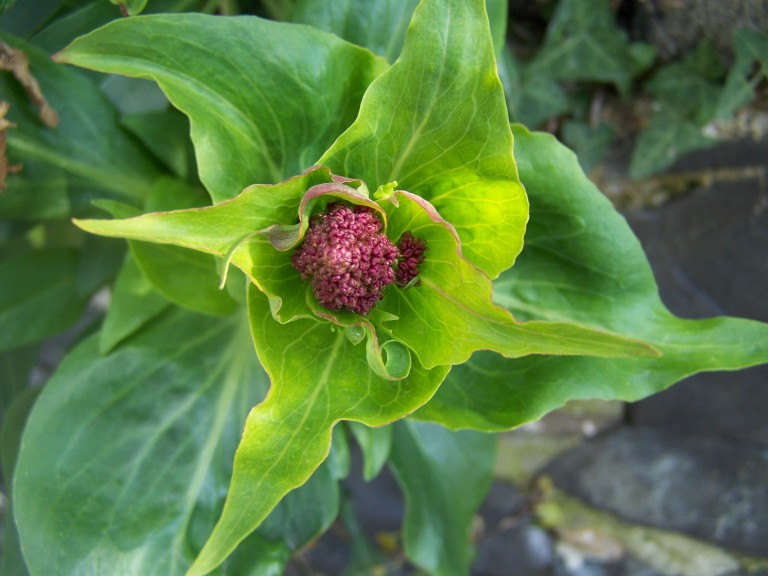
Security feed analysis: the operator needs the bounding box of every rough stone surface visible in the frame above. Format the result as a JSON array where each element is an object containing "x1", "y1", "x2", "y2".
[
  {"x1": 472, "y1": 519, "x2": 555, "y2": 576},
  {"x1": 553, "y1": 557, "x2": 663, "y2": 576},
  {"x1": 544, "y1": 426, "x2": 768, "y2": 557},
  {"x1": 472, "y1": 482, "x2": 552, "y2": 576},
  {"x1": 632, "y1": 0, "x2": 768, "y2": 59},
  {"x1": 625, "y1": 172, "x2": 768, "y2": 444}
]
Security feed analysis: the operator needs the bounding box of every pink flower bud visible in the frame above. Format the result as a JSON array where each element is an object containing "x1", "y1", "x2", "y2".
[{"x1": 292, "y1": 203, "x2": 399, "y2": 315}]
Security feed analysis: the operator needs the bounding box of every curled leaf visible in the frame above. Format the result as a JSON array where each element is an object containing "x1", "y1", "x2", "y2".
[{"x1": 365, "y1": 328, "x2": 412, "y2": 380}]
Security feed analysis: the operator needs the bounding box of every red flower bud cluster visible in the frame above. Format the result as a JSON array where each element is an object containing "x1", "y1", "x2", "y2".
[
  {"x1": 292, "y1": 203, "x2": 399, "y2": 315},
  {"x1": 396, "y1": 231, "x2": 427, "y2": 287}
]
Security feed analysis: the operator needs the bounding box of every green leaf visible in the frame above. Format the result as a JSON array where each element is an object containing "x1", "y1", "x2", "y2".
[
  {"x1": 214, "y1": 454, "x2": 341, "y2": 576},
  {"x1": 1, "y1": 480, "x2": 30, "y2": 576},
  {"x1": 122, "y1": 108, "x2": 195, "y2": 180},
  {"x1": 98, "y1": 255, "x2": 169, "y2": 354},
  {"x1": 75, "y1": 233, "x2": 126, "y2": 297},
  {"x1": 375, "y1": 191, "x2": 659, "y2": 367},
  {"x1": 0, "y1": 387, "x2": 37, "y2": 576},
  {"x1": 186, "y1": 286, "x2": 451, "y2": 576},
  {"x1": 561, "y1": 120, "x2": 615, "y2": 173},
  {"x1": 30, "y1": 1, "x2": 119, "y2": 53},
  {"x1": 645, "y1": 41, "x2": 725, "y2": 124},
  {"x1": 320, "y1": 0, "x2": 528, "y2": 279},
  {"x1": 0, "y1": 32, "x2": 160, "y2": 200},
  {"x1": 0, "y1": 248, "x2": 88, "y2": 351},
  {"x1": 717, "y1": 28, "x2": 768, "y2": 120},
  {"x1": 0, "y1": 0, "x2": 17, "y2": 16},
  {"x1": 497, "y1": 46, "x2": 521, "y2": 118},
  {"x1": 416, "y1": 125, "x2": 768, "y2": 430},
  {"x1": 290, "y1": 0, "x2": 506, "y2": 63},
  {"x1": 78, "y1": 168, "x2": 658, "y2": 367},
  {"x1": 629, "y1": 108, "x2": 718, "y2": 179},
  {"x1": 348, "y1": 422, "x2": 392, "y2": 481},
  {"x1": 74, "y1": 167, "x2": 337, "y2": 322},
  {"x1": 529, "y1": 0, "x2": 654, "y2": 94},
  {"x1": 130, "y1": 241, "x2": 240, "y2": 317},
  {"x1": 0, "y1": 160, "x2": 70, "y2": 221},
  {"x1": 0, "y1": 0, "x2": 65, "y2": 37},
  {"x1": 389, "y1": 421, "x2": 495, "y2": 576},
  {"x1": 290, "y1": 0, "x2": 420, "y2": 63},
  {"x1": 0, "y1": 344, "x2": 37, "y2": 414},
  {"x1": 513, "y1": 65, "x2": 570, "y2": 128},
  {"x1": 14, "y1": 309, "x2": 327, "y2": 576},
  {"x1": 57, "y1": 13, "x2": 388, "y2": 202},
  {"x1": 485, "y1": 0, "x2": 508, "y2": 57}
]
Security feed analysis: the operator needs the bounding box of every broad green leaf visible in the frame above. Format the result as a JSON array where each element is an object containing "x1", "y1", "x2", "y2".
[
  {"x1": 717, "y1": 29, "x2": 768, "y2": 120},
  {"x1": 320, "y1": 0, "x2": 527, "y2": 279},
  {"x1": 513, "y1": 68, "x2": 570, "y2": 128},
  {"x1": 389, "y1": 421, "x2": 495, "y2": 576},
  {"x1": 0, "y1": 32, "x2": 160, "y2": 200},
  {"x1": 126, "y1": 174, "x2": 240, "y2": 315},
  {"x1": 0, "y1": 0, "x2": 64, "y2": 37},
  {"x1": 186, "y1": 286, "x2": 451, "y2": 576},
  {"x1": 122, "y1": 108, "x2": 195, "y2": 180},
  {"x1": 290, "y1": 0, "x2": 506, "y2": 63},
  {"x1": 130, "y1": 241, "x2": 240, "y2": 316},
  {"x1": 485, "y1": 0, "x2": 508, "y2": 57},
  {"x1": 0, "y1": 344, "x2": 37, "y2": 413},
  {"x1": 0, "y1": 248, "x2": 87, "y2": 351},
  {"x1": 101, "y1": 75, "x2": 170, "y2": 116},
  {"x1": 57, "y1": 13, "x2": 389, "y2": 202},
  {"x1": 375, "y1": 192, "x2": 659, "y2": 367},
  {"x1": 75, "y1": 233, "x2": 126, "y2": 297},
  {"x1": 98, "y1": 255, "x2": 169, "y2": 353},
  {"x1": 143, "y1": 175, "x2": 209, "y2": 213},
  {"x1": 0, "y1": 160, "x2": 69, "y2": 220},
  {"x1": 0, "y1": 387, "x2": 37, "y2": 576},
  {"x1": 1, "y1": 476, "x2": 30, "y2": 576},
  {"x1": 30, "y1": 1, "x2": 119, "y2": 53},
  {"x1": 416, "y1": 126, "x2": 768, "y2": 430},
  {"x1": 497, "y1": 46, "x2": 521, "y2": 117},
  {"x1": 629, "y1": 109, "x2": 717, "y2": 179},
  {"x1": 529, "y1": 0, "x2": 654, "y2": 95},
  {"x1": 290, "y1": 0, "x2": 420, "y2": 63},
  {"x1": 329, "y1": 425, "x2": 352, "y2": 481},
  {"x1": 2, "y1": 389, "x2": 38, "y2": 497},
  {"x1": 13, "y1": 309, "x2": 336, "y2": 575}
]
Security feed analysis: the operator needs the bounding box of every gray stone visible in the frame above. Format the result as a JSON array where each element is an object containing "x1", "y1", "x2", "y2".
[
  {"x1": 625, "y1": 178, "x2": 768, "y2": 323},
  {"x1": 544, "y1": 427, "x2": 768, "y2": 557},
  {"x1": 632, "y1": 0, "x2": 768, "y2": 60},
  {"x1": 554, "y1": 556, "x2": 663, "y2": 576},
  {"x1": 472, "y1": 519, "x2": 555, "y2": 576},
  {"x1": 625, "y1": 172, "x2": 768, "y2": 444}
]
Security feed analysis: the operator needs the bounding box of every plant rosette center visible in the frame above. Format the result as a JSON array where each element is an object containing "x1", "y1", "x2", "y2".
[
  {"x1": 75, "y1": 164, "x2": 658, "y2": 382},
  {"x1": 253, "y1": 166, "x2": 456, "y2": 377},
  {"x1": 290, "y1": 202, "x2": 418, "y2": 316}
]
